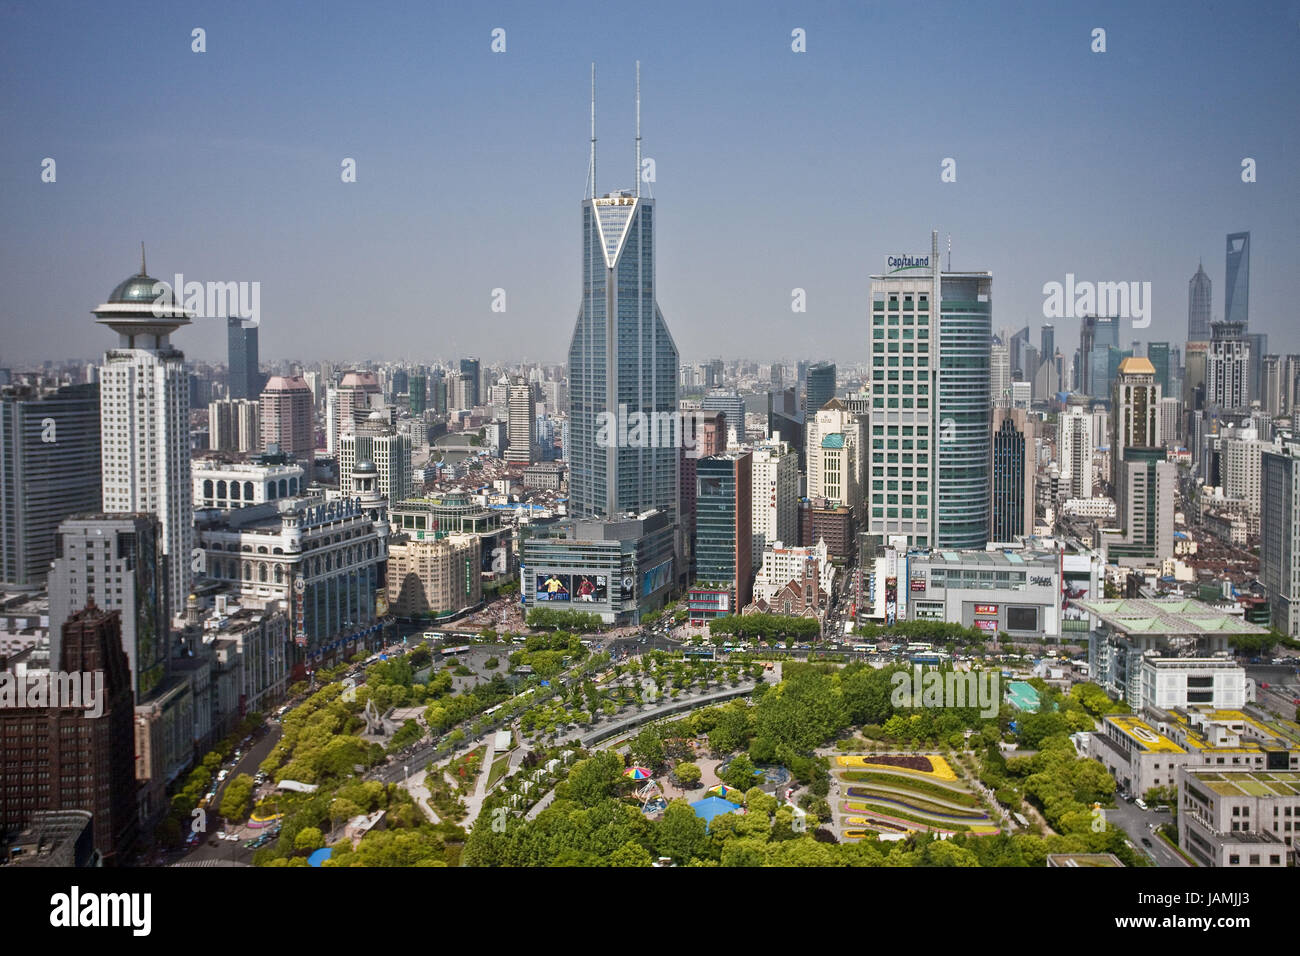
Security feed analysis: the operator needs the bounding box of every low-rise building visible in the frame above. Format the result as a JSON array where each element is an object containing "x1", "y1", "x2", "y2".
[{"x1": 1177, "y1": 767, "x2": 1298, "y2": 867}]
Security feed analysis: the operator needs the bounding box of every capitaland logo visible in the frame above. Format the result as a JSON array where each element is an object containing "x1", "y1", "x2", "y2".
[
  {"x1": 0, "y1": 670, "x2": 105, "y2": 718},
  {"x1": 1041, "y1": 274, "x2": 1151, "y2": 328},
  {"x1": 887, "y1": 255, "x2": 931, "y2": 273},
  {"x1": 49, "y1": 887, "x2": 151, "y2": 936},
  {"x1": 890, "y1": 666, "x2": 1000, "y2": 718},
  {"x1": 152, "y1": 274, "x2": 261, "y2": 325}
]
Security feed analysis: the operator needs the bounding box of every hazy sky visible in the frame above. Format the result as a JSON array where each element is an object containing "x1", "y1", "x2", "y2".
[{"x1": 3, "y1": 0, "x2": 1298, "y2": 368}]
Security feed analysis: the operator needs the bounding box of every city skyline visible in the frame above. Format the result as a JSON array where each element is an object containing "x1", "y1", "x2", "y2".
[{"x1": 3, "y1": 1, "x2": 1298, "y2": 366}]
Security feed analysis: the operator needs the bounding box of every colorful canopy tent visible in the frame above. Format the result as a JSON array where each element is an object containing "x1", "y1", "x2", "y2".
[
  {"x1": 690, "y1": 796, "x2": 742, "y2": 832},
  {"x1": 307, "y1": 847, "x2": 333, "y2": 868},
  {"x1": 707, "y1": 784, "x2": 743, "y2": 801},
  {"x1": 624, "y1": 767, "x2": 653, "y2": 780}
]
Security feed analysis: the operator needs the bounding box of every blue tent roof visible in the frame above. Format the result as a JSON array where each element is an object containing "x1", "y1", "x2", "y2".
[
  {"x1": 690, "y1": 796, "x2": 741, "y2": 831},
  {"x1": 307, "y1": 847, "x2": 333, "y2": 867}
]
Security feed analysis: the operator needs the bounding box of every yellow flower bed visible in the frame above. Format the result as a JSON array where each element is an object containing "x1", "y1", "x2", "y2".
[{"x1": 835, "y1": 754, "x2": 958, "y2": 782}]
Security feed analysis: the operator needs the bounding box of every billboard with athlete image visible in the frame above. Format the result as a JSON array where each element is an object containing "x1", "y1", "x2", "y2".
[{"x1": 535, "y1": 572, "x2": 572, "y2": 602}]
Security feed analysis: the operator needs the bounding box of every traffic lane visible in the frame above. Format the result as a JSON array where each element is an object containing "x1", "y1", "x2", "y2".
[
  {"x1": 1105, "y1": 800, "x2": 1183, "y2": 867},
  {"x1": 212, "y1": 723, "x2": 282, "y2": 811}
]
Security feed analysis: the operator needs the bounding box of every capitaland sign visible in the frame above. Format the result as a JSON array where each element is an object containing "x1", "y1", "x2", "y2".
[{"x1": 887, "y1": 255, "x2": 931, "y2": 273}]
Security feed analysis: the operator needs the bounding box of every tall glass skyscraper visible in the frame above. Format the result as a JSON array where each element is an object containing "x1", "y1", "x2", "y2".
[
  {"x1": 805, "y1": 362, "x2": 837, "y2": 416},
  {"x1": 1188, "y1": 262, "x2": 1212, "y2": 342},
  {"x1": 1225, "y1": 232, "x2": 1250, "y2": 328},
  {"x1": 567, "y1": 73, "x2": 678, "y2": 519},
  {"x1": 227, "y1": 317, "x2": 261, "y2": 400},
  {"x1": 935, "y1": 272, "x2": 992, "y2": 549}
]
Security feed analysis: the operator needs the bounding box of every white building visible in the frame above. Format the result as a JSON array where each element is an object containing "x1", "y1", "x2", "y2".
[
  {"x1": 92, "y1": 259, "x2": 195, "y2": 620},
  {"x1": 806, "y1": 399, "x2": 863, "y2": 517},
  {"x1": 1059, "y1": 405, "x2": 1095, "y2": 499},
  {"x1": 752, "y1": 539, "x2": 835, "y2": 606},
  {"x1": 506, "y1": 380, "x2": 535, "y2": 464},
  {"x1": 208, "y1": 398, "x2": 260, "y2": 453},
  {"x1": 339, "y1": 420, "x2": 412, "y2": 504},
  {"x1": 193, "y1": 458, "x2": 308, "y2": 510},
  {"x1": 749, "y1": 438, "x2": 798, "y2": 565}
]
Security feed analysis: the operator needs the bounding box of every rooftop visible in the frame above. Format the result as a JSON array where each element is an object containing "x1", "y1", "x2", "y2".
[
  {"x1": 1184, "y1": 769, "x2": 1300, "y2": 799},
  {"x1": 1073, "y1": 598, "x2": 1268, "y2": 636}
]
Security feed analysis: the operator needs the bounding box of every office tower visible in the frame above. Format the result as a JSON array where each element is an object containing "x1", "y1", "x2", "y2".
[
  {"x1": 389, "y1": 368, "x2": 409, "y2": 403},
  {"x1": 1261, "y1": 441, "x2": 1300, "y2": 636},
  {"x1": 1060, "y1": 404, "x2": 1095, "y2": 499},
  {"x1": 92, "y1": 255, "x2": 194, "y2": 619},
  {"x1": 1111, "y1": 357, "x2": 1162, "y2": 490},
  {"x1": 1040, "y1": 324, "x2": 1055, "y2": 367},
  {"x1": 1147, "y1": 342, "x2": 1171, "y2": 397},
  {"x1": 506, "y1": 380, "x2": 535, "y2": 464},
  {"x1": 427, "y1": 368, "x2": 445, "y2": 416},
  {"x1": 766, "y1": 386, "x2": 804, "y2": 471},
  {"x1": 990, "y1": 341, "x2": 1010, "y2": 404},
  {"x1": 749, "y1": 438, "x2": 798, "y2": 566},
  {"x1": 1206, "y1": 321, "x2": 1251, "y2": 413},
  {"x1": 1246, "y1": 331, "x2": 1268, "y2": 404},
  {"x1": 339, "y1": 426, "x2": 412, "y2": 504},
  {"x1": 702, "y1": 390, "x2": 745, "y2": 447},
  {"x1": 567, "y1": 68, "x2": 679, "y2": 520},
  {"x1": 935, "y1": 269, "x2": 993, "y2": 549},
  {"x1": 866, "y1": 242, "x2": 937, "y2": 549},
  {"x1": 226, "y1": 317, "x2": 262, "y2": 400},
  {"x1": 207, "y1": 398, "x2": 260, "y2": 453},
  {"x1": 1158, "y1": 397, "x2": 1183, "y2": 448},
  {"x1": 1108, "y1": 448, "x2": 1176, "y2": 567},
  {"x1": 259, "y1": 375, "x2": 315, "y2": 465},
  {"x1": 1008, "y1": 326, "x2": 1030, "y2": 380},
  {"x1": 1079, "y1": 314, "x2": 1119, "y2": 396},
  {"x1": 49, "y1": 514, "x2": 167, "y2": 702},
  {"x1": 0, "y1": 604, "x2": 137, "y2": 865},
  {"x1": 459, "y1": 358, "x2": 481, "y2": 408},
  {"x1": 991, "y1": 406, "x2": 1035, "y2": 541},
  {"x1": 1033, "y1": 350, "x2": 1061, "y2": 403},
  {"x1": 1261, "y1": 355, "x2": 1285, "y2": 418},
  {"x1": 679, "y1": 410, "x2": 725, "y2": 576},
  {"x1": 1219, "y1": 425, "x2": 1271, "y2": 519},
  {"x1": 336, "y1": 371, "x2": 382, "y2": 447},
  {"x1": 1188, "y1": 261, "x2": 1212, "y2": 342},
  {"x1": 806, "y1": 398, "x2": 863, "y2": 516},
  {"x1": 693, "y1": 452, "x2": 752, "y2": 609},
  {"x1": 805, "y1": 362, "x2": 837, "y2": 416},
  {"x1": 1225, "y1": 232, "x2": 1250, "y2": 328},
  {"x1": 0, "y1": 383, "x2": 100, "y2": 588},
  {"x1": 769, "y1": 363, "x2": 784, "y2": 387},
  {"x1": 409, "y1": 372, "x2": 427, "y2": 415}
]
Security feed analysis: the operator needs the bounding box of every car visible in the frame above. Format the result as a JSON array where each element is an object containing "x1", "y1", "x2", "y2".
[
  {"x1": 1134, "y1": 798, "x2": 1148, "y2": 810},
  {"x1": 217, "y1": 769, "x2": 229, "y2": 782},
  {"x1": 1141, "y1": 837, "x2": 1153, "y2": 848}
]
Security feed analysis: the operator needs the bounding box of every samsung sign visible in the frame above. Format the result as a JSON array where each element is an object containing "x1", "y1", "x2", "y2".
[{"x1": 887, "y1": 255, "x2": 931, "y2": 273}]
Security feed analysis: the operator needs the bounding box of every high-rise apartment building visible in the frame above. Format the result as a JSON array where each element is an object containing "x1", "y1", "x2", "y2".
[
  {"x1": 506, "y1": 380, "x2": 536, "y2": 464},
  {"x1": 259, "y1": 375, "x2": 315, "y2": 464},
  {"x1": 92, "y1": 256, "x2": 194, "y2": 619},
  {"x1": 0, "y1": 383, "x2": 101, "y2": 588},
  {"x1": 339, "y1": 426, "x2": 412, "y2": 504},
  {"x1": 749, "y1": 438, "x2": 798, "y2": 567},
  {"x1": 1060, "y1": 404, "x2": 1095, "y2": 499},
  {"x1": 208, "y1": 398, "x2": 260, "y2": 454}
]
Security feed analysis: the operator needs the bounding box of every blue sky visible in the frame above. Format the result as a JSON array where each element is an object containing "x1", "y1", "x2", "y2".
[{"x1": 2, "y1": 0, "x2": 1297, "y2": 366}]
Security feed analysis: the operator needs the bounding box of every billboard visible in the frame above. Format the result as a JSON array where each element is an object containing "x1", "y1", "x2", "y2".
[
  {"x1": 974, "y1": 619, "x2": 998, "y2": 632},
  {"x1": 535, "y1": 573, "x2": 572, "y2": 602},
  {"x1": 910, "y1": 576, "x2": 927, "y2": 592},
  {"x1": 1007, "y1": 605, "x2": 1038, "y2": 632},
  {"x1": 974, "y1": 604, "x2": 999, "y2": 616},
  {"x1": 573, "y1": 574, "x2": 608, "y2": 604}
]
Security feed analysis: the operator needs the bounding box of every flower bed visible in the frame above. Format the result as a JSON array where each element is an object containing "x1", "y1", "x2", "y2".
[{"x1": 836, "y1": 754, "x2": 958, "y2": 781}]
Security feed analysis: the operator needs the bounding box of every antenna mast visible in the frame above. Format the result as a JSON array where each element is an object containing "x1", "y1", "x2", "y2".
[
  {"x1": 635, "y1": 61, "x2": 642, "y2": 198},
  {"x1": 589, "y1": 63, "x2": 597, "y2": 200},
  {"x1": 947, "y1": 233, "x2": 952, "y2": 272}
]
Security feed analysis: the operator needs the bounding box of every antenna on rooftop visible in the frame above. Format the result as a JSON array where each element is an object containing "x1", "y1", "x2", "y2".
[{"x1": 635, "y1": 61, "x2": 641, "y2": 199}]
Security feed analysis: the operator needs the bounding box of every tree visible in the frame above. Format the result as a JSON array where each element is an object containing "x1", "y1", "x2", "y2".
[
  {"x1": 294, "y1": 827, "x2": 324, "y2": 853},
  {"x1": 721, "y1": 754, "x2": 758, "y2": 792},
  {"x1": 219, "y1": 773, "x2": 255, "y2": 822},
  {"x1": 674, "y1": 762, "x2": 702, "y2": 788},
  {"x1": 566, "y1": 750, "x2": 625, "y2": 808},
  {"x1": 609, "y1": 840, "x2": 653, "y2": 867},
  {"x1": 656, "y1": 800, "x2": 707, "y2": 864},
  {"x1": 632, "y1": 726, "x2": 665, "y2": 769}
]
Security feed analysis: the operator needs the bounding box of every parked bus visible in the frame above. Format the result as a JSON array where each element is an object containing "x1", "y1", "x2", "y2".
[{"x1": 440, "y1": 645, "x2": 471, "y2": 656}]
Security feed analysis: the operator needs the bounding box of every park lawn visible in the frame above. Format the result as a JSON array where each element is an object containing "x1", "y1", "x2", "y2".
[
  {"x1": 841, "y1": 770, "x2": 981, "y2": 805},
  {"x1": 486, "y1": 753, "x2": 511, "y2": 791}
]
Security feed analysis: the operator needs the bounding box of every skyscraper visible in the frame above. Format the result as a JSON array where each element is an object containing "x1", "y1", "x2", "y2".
[
  {"x1": 92, "y1": 253, "x2": 194, "y2": 619},
  {"x1": 693, "y1": 452, "x2": 752, "y2": 610},
  {"x1": 567, "y1": 64, "x2": 679, "y2": 520},
  {"x1": 1206, "y1": 321, "x2": 1251, "y2": 413},
  {"x1": 1040, "y1": 324, "x2": 1055, "y2": 368},
  {"x1": 805, "y1": 362, "x2": 837, "y2": 416},
  {"x1": 459, "y1": 358, "x2": 481, "y2": 409},
  {"x1": 1188, "y1": 262, "x2": 1212, "y2": 343},
  {"x1": 1225, "y1": 232, "x2": 1250, "y2": 328},
  {"x1": 506, "y1": 379, "x2": 535, "y2": 464},
  {"x1": 1261, "y1": 441, "x2": 1300, "y2": 637},
  {"x1": 259, "y1": 375, "x2": 315, "y2": 464},
  {"x1": 226, "y1": 317, "x2": 262, "y2": 400},
  {"x1": 1147, "y1": 342, "x2": 1172, "y2": 396},
  {"x1": 991, "y1": 406, "x2": 1034, "y2": 542},
  {"x1": 0, "y1": 382, "x2": 101, "y2": 588},
  {"x1": 702, "y1": 390, "x2": 745, "y2": 448},
  {"x1": 749, "y1": 437, "x2": 798, "y2": 566},
  {"x1": 208, "y1": 398, "x2": 260, "y2": 453},
  {"x1": 1060, "y1": 404, "x2": 1095, "y2": 499},
  {"x1": 935, "y1": 269, "x2": 993, "y2": 549},
  {"x1": 408, "y1": 372, "x2": 427, "y2": 415},
  {"x1": 1111, "y1": 356, "x2": 1161, "y2": 489}
]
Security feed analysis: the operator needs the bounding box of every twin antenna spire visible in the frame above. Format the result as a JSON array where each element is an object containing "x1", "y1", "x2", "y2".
[{"x1": 588, "y1": 61, "x2": 642, "y2": 200}]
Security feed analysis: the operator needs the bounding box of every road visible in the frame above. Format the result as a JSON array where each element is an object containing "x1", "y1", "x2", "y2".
[
  {"x1": 178, "y1": 722, "x2": 283, "y2": 865},
  {"x1": 1103, "y1": 799, "x2": 1184, "y2": 867}
]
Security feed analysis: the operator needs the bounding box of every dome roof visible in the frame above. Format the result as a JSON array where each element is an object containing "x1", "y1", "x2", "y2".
[
  {"x1": 355, "y1": 460, "x2": 378, "y2": 475},
  {"x1": 107, "y1": 271, "x2": 168, "y2": 304}
]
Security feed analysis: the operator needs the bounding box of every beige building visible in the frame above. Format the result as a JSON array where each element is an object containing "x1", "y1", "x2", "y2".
[{"x1": 387, "y1": 533, "x2": 482, "y2": 618}]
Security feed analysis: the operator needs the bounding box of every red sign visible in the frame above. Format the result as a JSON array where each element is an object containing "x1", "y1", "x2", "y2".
[
  {"x1": 910, "y1": 578, "x2": 927, "y2": 592},
  {"x1": 974, "y1": 619, "x2": 998, "y2": 632},
  {"x1": 974, "y1": 604, "x2": 998, "y2": 615}
]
